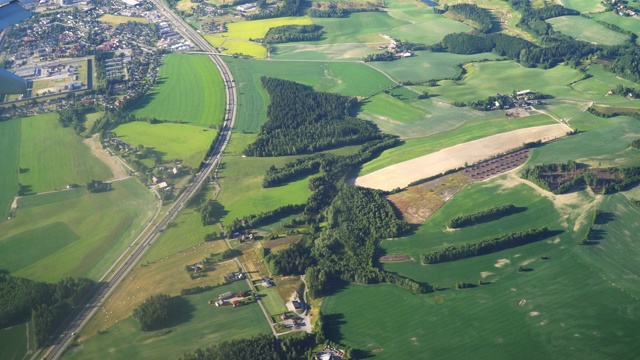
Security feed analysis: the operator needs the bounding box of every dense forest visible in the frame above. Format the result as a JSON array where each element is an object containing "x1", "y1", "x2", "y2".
[
  {"x1": 420, "y1": 227, "x2": 553, "y2": 264},
  {"x1": 0, "y1": 273, "x2": 94, "y2": 346},
  {"x1": 447, "y1": 204, "x2": 520, "y2": 228},
  {"x1": 132, "y1": 294, "x2": 175, "y2": 331},
  {"x1": 447, "y1": 4, "x2": 494, "y2": 33},
  {"x1": 243, "y1": 78, "x2": 382, "y2": 156},
  {"x1": 264, "y1": 24, "x2": 324, "y2": 43}
]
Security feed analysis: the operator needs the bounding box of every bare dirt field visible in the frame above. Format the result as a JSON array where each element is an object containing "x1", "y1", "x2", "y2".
[
  {"x1": 355, "y1": 124, "x2": 569, "y2": 191},
  {"x1": 83, "y1": 134, "x2": 129, "y2": 180}
]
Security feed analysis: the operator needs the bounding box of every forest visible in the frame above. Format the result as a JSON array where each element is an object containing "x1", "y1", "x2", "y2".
[
  {"x1": 0, "y1": 273, "x2": 94, "y2": 346},
  {"x1": 447, "y1": 4, "x2": 494, "y2": 33},
  {"x1": 447, "y1": 204, "x2": 519, "y2": 229},
  {"x1": 264, "y1": 24, "x2": 324, "y2": 43},
  {"x1": 243, "y1": 78, "x2": 382, "y2": 157},
  {"x1": 420, "y1": 227, "x2": 553, "y2": 264}
]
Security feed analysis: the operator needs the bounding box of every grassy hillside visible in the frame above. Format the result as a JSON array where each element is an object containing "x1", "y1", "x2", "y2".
[
  {"x1": 132, "y1": 54, "x2": 225, "y2": 127},
  {"x1": 547, "y1": 16, "x2": 629, "y2": 45}
]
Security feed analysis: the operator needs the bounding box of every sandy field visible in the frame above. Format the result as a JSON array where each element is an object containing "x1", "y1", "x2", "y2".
[{"x1": 355, "y1": 124, "x2": 569, "y2": 191}]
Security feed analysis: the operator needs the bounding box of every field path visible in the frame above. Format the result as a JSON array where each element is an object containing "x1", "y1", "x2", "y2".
[
  {"x1": 355, "y1": 123, "x2": 569, "y2": 191},
  {"x1": 83, "y1": 134, "x2": 130, "y2": 181}
]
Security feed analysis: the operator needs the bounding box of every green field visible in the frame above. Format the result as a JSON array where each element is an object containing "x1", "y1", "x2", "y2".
[
  {"x1": 560, "y1": 0, "x2": 605, "y2": 13},
  {"x1": 0, "y1": 178, "x2": 156, "y2": 282},
  {"x1": 270, "y1": 43, "x2": 377, "y2": 61},
  {"x1": 19, "y1": 113, "x2": 112, "y2": 193},
  {"x1": 112, "y1": 122, "x2": 217, "y2": 167},
  {"x1": 367, "y1": 51, "x2": 501, "y2": 84},
  {"x1": 257, "y1": 285, "x2": 288, "y2": 316},
  {"x1": 435, "y1": 61, "x2": 585, "y2": 102},
  {"x1": 359, "y1": 114, "x2": 555, "y2": 175},
  {"x1": 0, "y1": 322, "x2": 33, "y2": 360},
  {"x1": 592, "y1": 12, "x2": 640, "y2": 36},
  {"x1": 64, "y1": 282, "x2": 271, "y2": 360},
  {"x1": 547, "y1": 16, "x2": 629, "y2": 45},
  {"x1": 570, "y1": 64, "x2": 640, "y2": 100},
  {"x1": 0, "y1": 118, "x2": 21, "y2": 221},
  {"x1": 132, "y1": 54, "x2": 225, "y2": 127},
  {"x1": 309, "y1": 12, "x2": 408, "y2": 44}
]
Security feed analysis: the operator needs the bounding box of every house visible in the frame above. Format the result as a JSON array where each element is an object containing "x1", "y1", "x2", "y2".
[
  {"x1": 157, "y1": 182, "x2": 168, "y2": 189},
  {"x1": 516, "y1": 89, "x2": 531, "y2": 96},
  {"x1": 261, "y1": 278, "x2": 274, "y2": 288},
  {"x1": 172, "y1": 167, "x2": 179, "y2": 175}
]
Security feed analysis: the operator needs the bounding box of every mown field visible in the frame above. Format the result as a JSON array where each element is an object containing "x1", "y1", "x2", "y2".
[
  {"x1": 132, "y1": 54, "x2": 225, "y2": 127},
  {"x1": 0, "y1": 178, "x2": 156, "y2": 282},
  {"x1": 367, "y1": 51, "x2": 500, "y2": 84},
  {"x1": 64, "y1": 282, "x2": 270, "y2": 360},
  {"x1": 560, "y1": 0, "x2": 606, "y2": 13},
  {"x1": 112, "y1": 121, "x2": 217, "y2": 167},
  {"x1": 359, "y1": 114, "x2": 555, "y2": 175},
  {"x1": 591, "y1": 12, "x2": 640, "y2": 36},
  {"x1": 547, "y1": 16, "x2": 629, "y2": 45},
  {"x1": 570, "y1": 63, "x2": 639, "y2": 100},
  {"x1": 19, "y1": 113, "x2": 112, "y2": 193},
  {"x1": 98, "y1": 14, "x2": 149, "y2": 25},
  {"x1": 0, "y1": 322, "x2": 33, "y2": 360},
  {"x1": 0, "y1": 118, "x2": 21, "y2": 221}
]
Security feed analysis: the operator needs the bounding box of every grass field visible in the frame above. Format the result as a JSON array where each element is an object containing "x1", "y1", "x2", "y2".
[
  {"x1": 0, "y1": 322, "x2": 33, "y2": 360},
  {"x1": 359, "y1": 114, "x2": 555, "y2": 175},
  {"x1": 560, "y1": 0, "x2": 606, "y2": 13},
  {"x1": 0, "y1": 178, "x2": 155, "y2": 282},
  {"x1": 132, "y1": 54, "x2": 225, "y2": 127},
  {"x1": 65, "y1": 282, "x2": 270, "y2": 360},
  {"x1": 0, "y1": 118, "x2": 21, "y2": 221},
  {"x1": 571, "y1": 64, "x2": 640, "y2": 100},
  {"x1": 112, "y1": 122, "x2": 217, "y2": 167},
  {"x1": 83, "y1": 111, "x2": 104, "y2": 136},
  {"x1": 367, "y1": 51, "x2": 501, "y2": 84},
  {"x1": 309, "y1": 12, "x2": 408, "y2": 44},
  {"x1": 270, "y1": 43, "x2": 377, "y2": 61},
  {"x1": 257, "y1": 285, "x2": 288, "y2": 316},
  {"x1": 435, "y1": 61, "x2": 585, "y2": 102},
  {"x1": 592, "y1": 12, "x2": 640, "y2": 36},
  {"x1": 18, "y1": 113, "x2": 112, "y2": 193},
  {"x1": 547, "y1": 16, "x2": 629, "y2": 45},
  {"x1": 98, "y1": 14, "x2": 149, "y2": 25}
]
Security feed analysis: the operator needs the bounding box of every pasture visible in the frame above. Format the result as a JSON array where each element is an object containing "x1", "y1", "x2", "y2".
[
  {"x1": 112, "y1": 122, "x2": 217, "y2": 167},
  {"x1": 559, "y1": 0, "x2": 606, "y2": 13},
  {"x1": 592, "y1": 12, "x2": 640, "y2": 36},
  {"x1": 547, "y1": 16, "x2": 629, "y2": 45},
  {"x1": 66, "y1": 282, "x2": 270, "y2": 360},
  {"x1": 132, "y1": 54, "x2": 225, "y2": 127},
  {"x1": 18, "y1": 112, "x2": 112, "y2": 193},
  {"x1": 367, "y1": 52, "x2": 500, "y2": 84},
  {"x1": 97, "y1": 14, "x2": 149, "y2": 25},
  {"x1": 0, "y1": 118, "x2": 20, "y2": 221},
  {"x1": 0, "y1": 178, "x2": 155, "y2": 282},
  {"x1": 570, "y1": 63, "x2": 639, "y2": 100},
  {"x1": 310, "y1": 12, "x2": 408, "y2": 44},
  {"x1": 358, "y1": 114, "x2": 555, "y2": 176}
]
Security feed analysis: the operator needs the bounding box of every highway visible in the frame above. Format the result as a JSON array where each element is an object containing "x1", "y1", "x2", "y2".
[{"x1": 42, "y1": 3, "x2": 237, "y2": 359}]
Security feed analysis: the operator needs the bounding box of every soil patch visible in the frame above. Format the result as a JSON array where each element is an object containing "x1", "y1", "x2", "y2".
[
  {"x1": 83, "y1": 134, "x2": 129, "y2": 180},
  {"x1": 379, "y1": 254, "x2": 412, "y2": 262}
]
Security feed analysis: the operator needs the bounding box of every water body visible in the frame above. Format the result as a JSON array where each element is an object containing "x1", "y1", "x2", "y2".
[{"x1": 422, "y1": 0, "x2": 438, "y2": 6}]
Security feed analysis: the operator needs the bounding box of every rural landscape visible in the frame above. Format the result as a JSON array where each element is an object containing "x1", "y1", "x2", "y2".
[{"x1": 1, "y1": 0, "x2": 640, "y2": 358}]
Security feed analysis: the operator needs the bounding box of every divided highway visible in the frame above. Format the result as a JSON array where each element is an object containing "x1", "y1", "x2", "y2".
[{"x1": 43, "y1": 4, "x2": 237, "y2": 359}]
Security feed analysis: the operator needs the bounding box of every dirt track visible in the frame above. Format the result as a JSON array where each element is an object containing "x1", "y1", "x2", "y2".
[
  {"x1": 83, "y1": 134, "x2": 129, "y2": 180},
  {"x1": 355, "y1": 124, "x2": 568, "y2": 191}
]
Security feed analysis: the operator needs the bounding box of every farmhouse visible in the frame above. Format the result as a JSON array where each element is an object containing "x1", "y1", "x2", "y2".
[
  {"x1": 261, "y1": 277, "x2": 274, "y2": 288},
  {"x1": 224, "y1": 272, "x2": 244, "y2": 282}
]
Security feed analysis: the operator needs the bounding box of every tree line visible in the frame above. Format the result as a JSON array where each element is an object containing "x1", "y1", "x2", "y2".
[
  {"x1": 264, "y1": 24, "x2": 324, "y2": 43},
  {"x1": 420, "y1": 227, "x2": 553, "y2": 264},
  {"x1": 0, "y1": 272, "x2": 94, "y2": 347},
  {"x1": 447, "y1": 4, "x2": 494, "y2": 33},
  {"x1": 447, "y1": 204, "x2": 519, "y2": 228},
  {"x1": 224, "y1": 204, "x2": 307, "y2": 235},
  {"x1": 244, "y1": 77, "x2": 382, "y2": 157}
]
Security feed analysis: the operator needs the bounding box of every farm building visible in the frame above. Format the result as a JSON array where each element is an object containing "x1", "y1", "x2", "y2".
[
  {"x1": 224, "y1": 272, "x2": 244, "y2": 282},
  {"x1": 219, "y1": 291, "x2": 233, "y2": 300},
  {"x1": 232, "y1": 300, "x2": 241, "y2": 308},
  {"x1": 261, "y1": 277, "x2": 274, "y2": 288}
]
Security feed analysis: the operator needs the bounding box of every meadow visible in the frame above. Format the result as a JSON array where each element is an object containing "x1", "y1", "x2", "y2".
[
  {"x1": 0, "y1": 322, "x2": 33, "y2": 360},
  {"x1": 257, "y1": 285, "x2": 288, "y2": 316},
  {"x1": 270, "y1": 43, "x2": 377, "y2": 61},
  {"x1": 309, "y1": 12, "x2": 408, "y2": 44},
  {"x1": 592, "y1": 12, "x2": 640, "y2": 35},
  {"x1": 65, "y1": 282, "x2": 271, "y2": 360},
  {"x1": 560, "y1": 0, "x2": 606, "y2": 13},
  {"x1": 98, "y1": 14, "x2": 149, "y2": 25},
  {"x1": 0, "y1": 118, "x2": 20, "y2": 221},
  {"x1": 112, "y1": 121, "x2": 217, "y2": 167},
  {"x1": 132, "y1": 54, "x2": 225, "y2": 127},
  {"x1": 547, "y1": 16, "x2": 629, "y2": 45},
  {"x1": 570, "y1": 63, "x2": 640, "y2": 100},
  {"x1": 359, "y1": 114, "x2": 555, "y2": 175},
  {"x1": 0, "y1": 178, "x2": 156, "y2": 282},
  {"x1": 367, "y1": 51, "x2": 501, "y2": 84},
  {"x1": 18, "y1": 113, "x2": 112, "y2": 193}
]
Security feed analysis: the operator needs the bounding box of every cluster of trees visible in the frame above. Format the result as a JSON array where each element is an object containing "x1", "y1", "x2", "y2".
[
  {"x1": 520, "y1": 161, "x2": 581, "y2": 192},
  {"x1": 262, "y1": 155, "x2": 326, "y2": 188},
  {"x1": 0, "y1": 273, "x2": 94, "y2": 347},
  {"x1": 199, "y1": 200, "x2": 218, "y2": 226},
  {"x1": 86, "y1": 180, "x2": 111, "y2": 193},
  {"x1": 180, "y1": 285, "x2": 215, "y2": 296},
  {"x1": 587, "y1": 106, "x2": 640, "y2": 119},
  {"x1": 58, "y1": 104, "x2": 94, "y2": 134},
  {"x1": 224, "y1": 204, "x2": 306, "y2": 235},
  {"x1": 264, "y1": 24, "x2": 324, "y2": 43},
  {"x1": 609, "y1": 84, "x2": 640, "y2": 98},
  {"x1": 180, "y1": 333, "x2": 327, "y2": 360},
  {"x1": 246, "y1": 0, "x2": 305, "y2": 20},
  {"x1": 447, "y1": 204, "x2": 519, "y2": 229},
  {"x1": 632, "y1": 138, "x2": 640, "y2": 149},
  {"x1": 307, "y1": 7, "x2": 347, "y2": 17},
  {"x1": 132, "y1": 294, "x2": 175, "y2": 331},
  {"x1": 266, "y1": 242, "x2": 314, "y2": 275},
  {"x1": 363, "y1": 51, "x2": 396, "y2": 62},
  {"x1": 420, "y1": 227, "x2": 552, "y2": 264},
  {"x1": 601, "y1": 166, "x2": 640, "y2": 194},
  {"x1": 244, "y1": 77, "x2": 382, "y2": 156},
  {"x1": 448, "y1": 4, "x2": 494, "y2": 33}
]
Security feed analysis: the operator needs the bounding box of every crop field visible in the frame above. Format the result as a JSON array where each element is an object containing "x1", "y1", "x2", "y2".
[
  {"x1": 310, "y1": 12, "x2": 408, "y2": 44},
  {"x1": 66, "y1": 282, "x2": 270, "y2": 360},
  {"x1": 527, "y1": 116, "x2": 640, "y2": 168},
  {"x1": 367, "y1": 51, "x2": 500, "y2": 84},
  {"x1": 592, "y1": 12, "x2": 640, "y2": 35},
  {"x1": 0, "y1": 178, "x2": 155, "y2": 282},
  {"x1": 359, "y1": 114, "x2": 555, "y2": 176},
  {"x1": 97, "y1": 14, "x2": 149, "y2": 25},
  {"x1": 436, "y1": 61, "x2": 585, "y2": 102},
  {"x1": 132, "y1": 54, "x2": 225, "y2": 127},
  {"x1": 0, "y1": 118, "x2": 20, "y2": 221},
  {"x1": 83, "y1": 241, "x2": 233, "y2": 337},
  {"x1": 547, "y1": 16, "x2": 629, "y2": 45},
  {"x1": 216, "y1": 133, "x2": 311, "y2": 226},
  {"x1": 560, "y1": 0, "x2": 606, "y2": 13},
  {"x1": 18, "y1": 113, "x2": 112, "y2": 193},
  {"x1": 270, "y1": 43, "x2": 377, "y2": 61},
  {"x1": 112, "y1": 122, "x2": 217, "y2": 167},
  {"x1": 220, "y1": 39, "x2": 267, "y2": 58}
]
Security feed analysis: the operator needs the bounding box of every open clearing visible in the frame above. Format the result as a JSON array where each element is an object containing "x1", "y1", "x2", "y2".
[
  {"x1": 97, "y1": 14, "x2": 149, "y2": 25},
  {"x1": 356, "y1": 123, "x2": 567, "y2": 191},
  {"x1": 132, "y1": 54, "x2": 225, "y2": 127},
  {"x1": 18, "y1": 113, "x2": 112, "y2": 194},
  {"x1": 547, "y1": 16, "x2": 629, "y2": 45},
  {"x1": 112, "y1": 122, "x2": 217, "y2": 168},
  {"x1": 0, "y1": 178, "x2": 155, "y2": 282}
]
